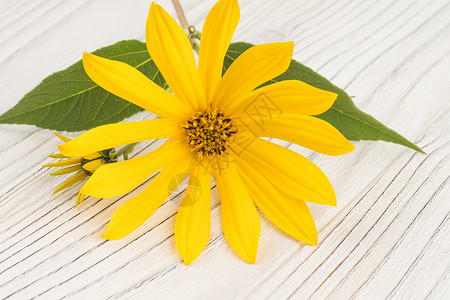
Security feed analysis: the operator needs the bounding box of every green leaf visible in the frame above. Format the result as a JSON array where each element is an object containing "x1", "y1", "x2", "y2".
[
  {"x1": 223, "y1": 42, "x2": 423, "y2": 153},
  {"x1": 0, "y1": 40, "x2": 165, "y2": 132}
]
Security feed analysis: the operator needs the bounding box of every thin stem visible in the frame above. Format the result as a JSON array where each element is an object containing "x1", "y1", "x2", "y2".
[
  {"x1": 172, "y1": 1, "x2": 201, "y2": 55},
  {"x1": 192, "y1": 29, "x2": 201, "y2": 40},
  {"x1": 110, "y1": 143, "x2": 137, "y2": 160},
  {"x1": 191, "y1": 39, "x2": 200, "y2": 55},
  {"x1": 171, "y1": 0, "x2": 189, "y2": 28},
  {"x1": 187, "y1": 25, "x2": 201, "y2": 55}
]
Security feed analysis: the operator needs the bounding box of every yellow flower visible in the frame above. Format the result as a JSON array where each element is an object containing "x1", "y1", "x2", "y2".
[
  {"x1": 44, "y1": 132, "x2": 117, "y2": 206},
  {"x1": 59, "y1": 0, "x2": 354, "y2": 264}
]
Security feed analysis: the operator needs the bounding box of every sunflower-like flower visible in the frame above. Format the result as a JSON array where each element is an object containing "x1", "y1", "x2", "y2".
[
  {"x1": 44, "y1": 133, "x2": 117, "y2": 206},
  {"x1": 59, "y1": 0, "x2": 354, "y2": 264}
]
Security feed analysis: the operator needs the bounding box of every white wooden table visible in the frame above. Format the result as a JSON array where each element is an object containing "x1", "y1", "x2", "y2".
[{"x1": 0, "y1": 0, "x2": 449, "y2": 298}]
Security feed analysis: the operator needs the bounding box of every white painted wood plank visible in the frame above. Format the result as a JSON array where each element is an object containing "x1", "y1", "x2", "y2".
[{"x1": 0, "y1": 0, "x2": 449, "y2": 299}]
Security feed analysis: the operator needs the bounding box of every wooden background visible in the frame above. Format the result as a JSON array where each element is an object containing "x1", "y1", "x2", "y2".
[{"x1": 0, "y1": 0, "x2": 449, "y2": 298}]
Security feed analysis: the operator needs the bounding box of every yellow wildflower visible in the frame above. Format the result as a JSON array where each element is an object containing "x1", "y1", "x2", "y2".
[
  {"x1": 59, "y1": 0, "x2": 354, "y2": 264},
  {"x1": 44, "y1": 133, "x2": 117, "y2": 206}
]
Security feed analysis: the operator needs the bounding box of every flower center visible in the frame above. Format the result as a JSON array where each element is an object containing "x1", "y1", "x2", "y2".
[{"x1": 183, "y1": 109, "x2": 237, "y2": 158}]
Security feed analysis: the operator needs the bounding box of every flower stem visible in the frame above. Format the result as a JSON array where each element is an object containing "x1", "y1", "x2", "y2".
[
  {"x1": 171, "y1": 0, "x2": 201, "y2": 55},
  {"x1": 191, "y1": 38, "x2": 200, "y2": 55},
  {"x1": 187, "y1": 25, "x2": 201, "y2": 55},
  {"x1": 171, "y1": 0, "x2": 189, "y2": 29},
  {"x1": 110, "y1": 143, "x2": 136, "y2": 160}
]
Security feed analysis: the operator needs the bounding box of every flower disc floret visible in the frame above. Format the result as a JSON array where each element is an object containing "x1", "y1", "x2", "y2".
[{"x1": 183, "y1": 109, "x2": 237, "y2": 158}]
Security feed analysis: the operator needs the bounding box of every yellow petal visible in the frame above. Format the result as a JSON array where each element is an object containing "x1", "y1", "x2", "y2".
[
  {"x1": 50, "y1": 165, "x2": 82, "y2": 176},
  {"x1": 43, "y1": 158, "x2": 82, "y2": 168},
  {"x1": 81, "y1": 139, "x2": 187, "y2": 198},
  {"x1": 48, "y1": 153, "x2": 69, "y2": 159},
  {"x1": 75, "y1": 192, "x2": 86, "y2": 207},
  {"x1": 82, "y1": 159, "x2": 104, "y2": 173},
  {"x1": 232, "y1": 80, "x2": 337, "y2": 116},
  {"x1": 54, "y1": 132, "x2": 71, "y2": 142},
  {"x1": 235, "y1": 155, "x2": 317, "y2": 245},
  {"x1": 244, "y1": 115, "x2": 355, "y2": 156},
  {"x1": 59, "y1": 119, "x2": 181, "y2": 158},
  {"x1": 175, "y1": 161, "x2": 212, "y2": 265},
  {"x1": 52, "y1": 171, "x2": 88, "y2": 195},
  {"x1": 230, "y1": 137, "x2": 336, "y2": 206},
  {"x1": 146, "y1": 3, "x2": 205, "y2": 110},
  {"x1": 213, "y1": 160, "x2": 260, "y2": 263},
  {"x1": 214, "y1": 42, "x2": 294, "y2": 111},
  {"x1": 101, "y1": 156, "x2": 191, "y2": 240},
  {"x1": 198, "y1": 0, "x2": 240, "y2": 102},
  {"x1": 82, "y1": 152, "x2": 102, "y2": 160},
  {"x1": 83, "y1": 52, "x2": 190, "y2": 120}
]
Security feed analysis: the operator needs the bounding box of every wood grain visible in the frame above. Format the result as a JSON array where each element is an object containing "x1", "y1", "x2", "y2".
[{"x1": 0, "y1": 0, "x2": 449, "y2": 299}]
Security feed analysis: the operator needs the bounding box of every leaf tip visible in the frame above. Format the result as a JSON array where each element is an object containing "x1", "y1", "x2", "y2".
[
  {"x1": 416, "y1": 147, "x2": 426, "y2": 154},
  {"x1": 404, "y1": 140, "x2": 426, "y2": 154}
]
